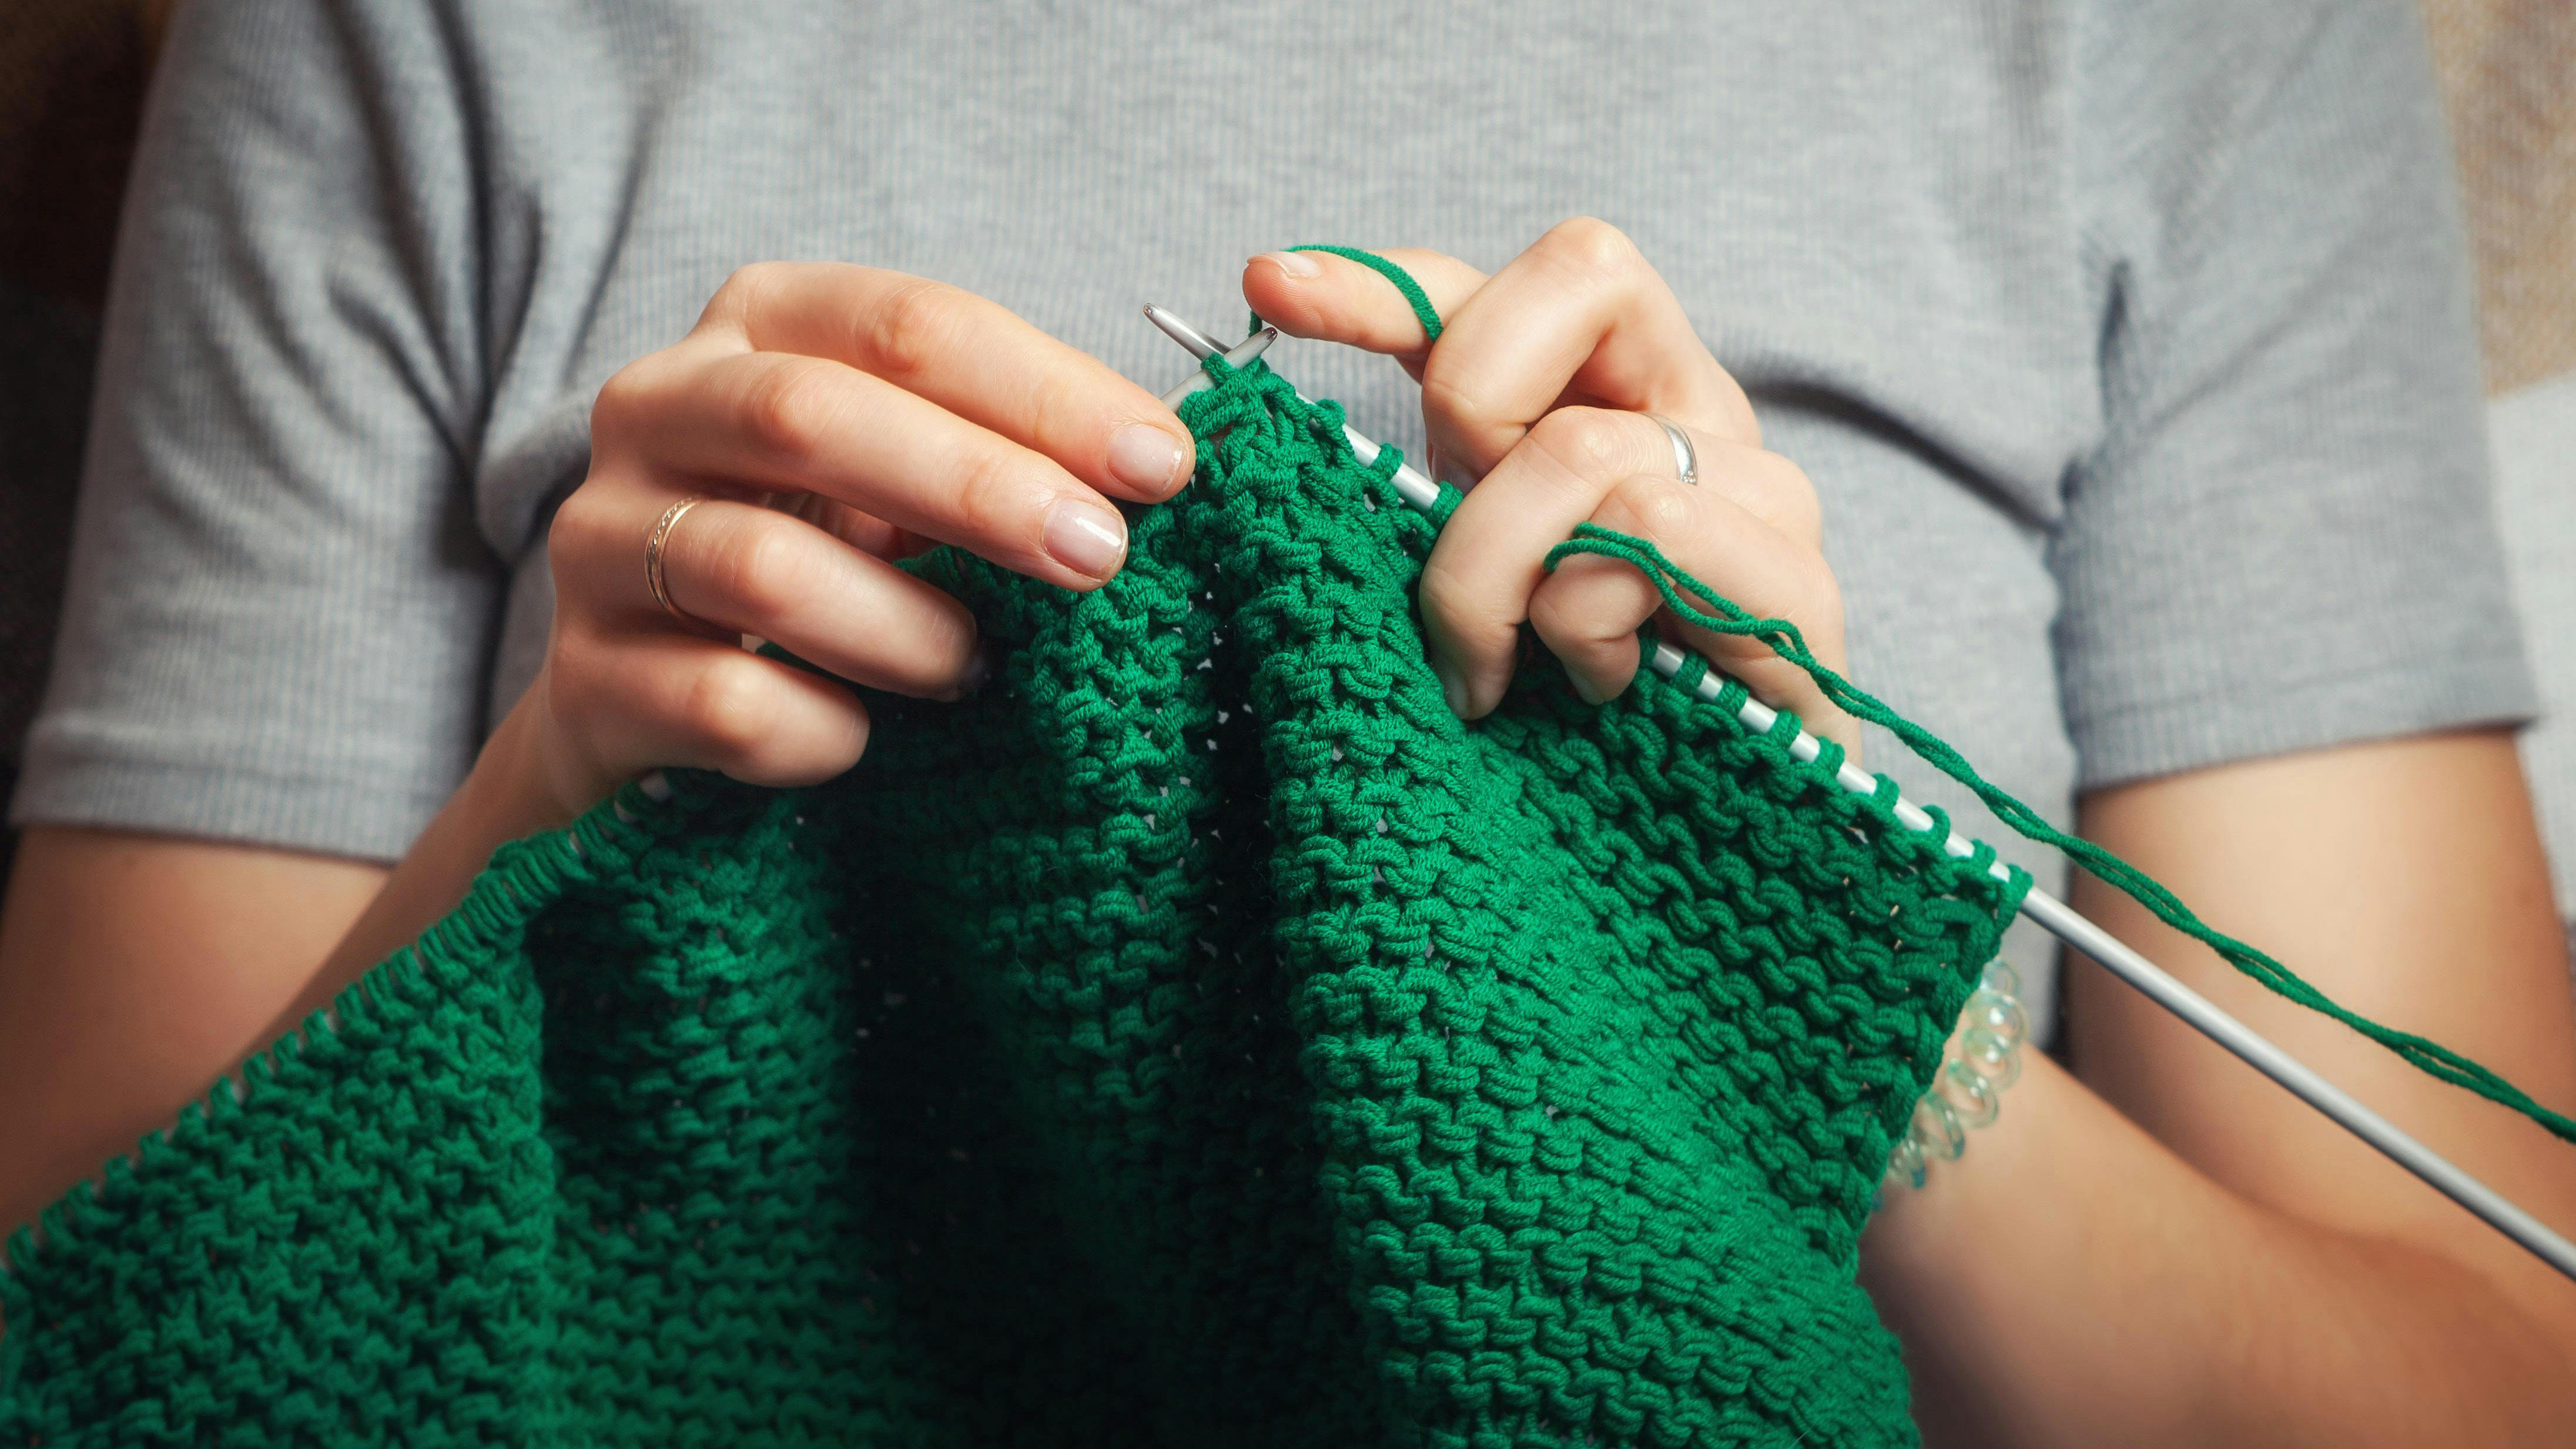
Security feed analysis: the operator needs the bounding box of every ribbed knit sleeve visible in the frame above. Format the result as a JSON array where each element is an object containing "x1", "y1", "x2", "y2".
[
  {"x1": 9, "y1": 0, "x2": 500, "y2": 860},
  {"x1": 2052, "y1": 0, "x2": 2537, "y2": 789}
]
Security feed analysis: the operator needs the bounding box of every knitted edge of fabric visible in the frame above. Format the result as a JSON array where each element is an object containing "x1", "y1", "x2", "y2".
[
  {"x1": 1543, "y1": 521, "x2": 2576, "y2": 1144},
  {"x1": 1296, "y1": 241, "x2": 2576, "y2": 1146},
  {"x1": 12, "y1": 242, "x2": 2564, "y2": 1444},
  {"x1": 0, "y1": 802, "x2": 592, "y2": 1298},
  {"x1": 2, "y1": 306, "x2": 2033, "y2": 1444}
]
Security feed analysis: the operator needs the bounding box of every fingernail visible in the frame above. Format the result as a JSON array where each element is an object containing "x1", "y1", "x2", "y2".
[
  {"x1": 1569, "y1": 672, "x2": 1609, "y2": 705},
  {"x1": 1431, "y1": 657, "x2": 1472, "y2": 718},
  {"x1": 952, "y1": 638, "x2": 998, "y2": 699},
  {"x1": 1108, "y1": 421, "x2": 1188, "y2": 496},
  {"x1": 1044, "y1": 498, "x2": 1127, "y2": 579},
  {"x1": 1255, "y1": 249, "x2": 1322, "y2": 279}
]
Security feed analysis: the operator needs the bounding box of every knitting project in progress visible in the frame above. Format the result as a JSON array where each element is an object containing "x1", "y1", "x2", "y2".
[{"x1": 8, "y1": 253, "x2": 2565, "y2": 1445}]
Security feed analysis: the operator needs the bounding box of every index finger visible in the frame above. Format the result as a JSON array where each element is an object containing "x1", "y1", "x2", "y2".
[
  {"x1": 1240, "y1": 247, "x2": 1489, "y2": 374},
  {"x1": 696, "y1": 262, "x2": 1195, "y2": 504}
]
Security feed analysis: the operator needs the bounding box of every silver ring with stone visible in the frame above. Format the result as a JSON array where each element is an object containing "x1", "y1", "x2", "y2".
[{"x1": 1646, "y1": 413, "x2": 1697, "y2": 487}]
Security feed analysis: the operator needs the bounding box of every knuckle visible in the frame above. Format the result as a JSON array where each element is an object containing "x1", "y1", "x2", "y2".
[
  {"x1": 713, "y1": 514, "x2": 815, "y2": 623},
  {"x1": 1629, "y1": 476, "x2": 1699, "y2": 537},
  {"x1": 1592, "y1": 473, "x2": 1694, "y2": 545},
  {"x1": 1417, "y1": 362, "x2": 1519, "y2": 474},
  {"x1": 1540, "y1": 216, "x2": 1642, "y2": 275},
  {"x1": 1527, "y1": 406, "x2": 1639, "y2": 482},
  {"x1": 707, "y1": 262, "x2": 783, "y2": 324},
  {"x1": 1727, "y1": 394, "x2": 1764, "y2": 451},
  {"x1": 589, "y1": 359, "x2": 658, "y2": 437},
  {"x1": 1694, "y1": 441, "x2": 1822, "y2": 547},
  {"x1": 951, "y1": 445, "x2": 1040, "y2": 547},
  {"x1": 1014, "y1": 362, "x2": 1084, "y2": 464},
  {"x1": 860, "y1": 276, "x2": 967, "y2": 384},
  {"x1": 1525, "y1": 576, "x2": 1587, "y2": 643},
  {"x1": 1759, "y1": 453, "x2": 1824, "y2": 543},
  {"x1": 546, "y1": 484, "x2": 621, "y2": 568},
  {"x1": 680, "y1": 655, "x2": 775, "y2": 764},
  {"x1": 1527, "y1": 575, "x2": 1633, "y2": 657},
  {"x1": 541, "y1": 627, "x2": 611, "y2": 721},
  {"x1": 1798, "y1": 574, "x2": 1847, "y2": 642},
  {"x1": 1416, "y1": 366, "x2": 1498, "y2": 450},
  {"x1": 1415, "y1": 559, "x2": 1470, "y2": 624},
  {"x1": 1416, "y1": 560, "x2": 1509, "y2": 647},
  {"x1": 737, "y1": 358, "x2": 843, "y2": 466},
  {"x1": 544, "y1": 645, "x2": 651, "y2": 787}
]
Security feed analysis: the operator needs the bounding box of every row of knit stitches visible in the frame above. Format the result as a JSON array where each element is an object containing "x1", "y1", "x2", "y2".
[
  {"x1": 0, "y1": 346, "x2": 2002, "y2": 1448},
  {"x1": 1480, "y1": 661, "x2": 2015, "y2": 1266},
  {"x1": 516, "y1": 783, "x2": 938, "y2": 1441},
  {"x1": 845, "y1": 355, "x2": 1396, "y2": 1444},
  {"x1": 0, "y1": 828, "x2": 572, "y2": 1444},
  {"x1": 1167, "y1": 359, "x2": 1938, "y2": 1446},
  {"x1": 1548, "y1": 518, "x2": 2576, "y2": 1145}
]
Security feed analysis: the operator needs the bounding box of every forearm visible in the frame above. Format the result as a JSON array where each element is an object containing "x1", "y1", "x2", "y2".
[
  {"x1": 0, "y1": 829, "x2": 381, "y2": 1236},
  {"x1": 0, "y1": 695, "x2": 570, "y2": 1238},
  {"x1": 275, "y1": 692, "x2": 573, "y2": 1031},
  {"x1": 1861, "y1": 1047, "x2": 2576, "y2": 1447}
]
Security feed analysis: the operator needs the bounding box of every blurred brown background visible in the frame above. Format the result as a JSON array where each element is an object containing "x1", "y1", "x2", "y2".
[
  {"x1": 0, "y1": 0, "x2": 170, "y2": 879},
  {"x1": 2424, "y1": 0, "x2": 2576, "y2": 394}
]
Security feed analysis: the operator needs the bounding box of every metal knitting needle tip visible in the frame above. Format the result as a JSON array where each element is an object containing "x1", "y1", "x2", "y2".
[
  {"x1": 1141, "y1": 304, "x2": 1443, "y2": 511},
  {"x1": 1144, "y1": 303, "x2": 1228, "y2": 360},
  {"x1": 1138, "y1": 305, "x2": 2576, "y2": 1282},
  {"x1": 1153, "y1": 316, "x2": 1277, "y2": 408}
]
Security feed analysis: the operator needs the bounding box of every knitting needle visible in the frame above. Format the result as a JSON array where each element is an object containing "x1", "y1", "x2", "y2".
[
  {"x1": 1147, "y1": 306, "x2": 1443, "y2": 509},
  {"x1": 1158, "y1": 322, "x2": 1278, "y2": 407},
  {"x1": 1141, "y1": 304, "x2": 2576, "y2": 1284}
]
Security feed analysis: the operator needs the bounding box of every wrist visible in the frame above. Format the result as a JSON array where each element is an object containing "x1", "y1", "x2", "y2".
[
  {"x1": 473, "y1": 676, "x2": 611, "y2": 839},
  {"x1": 295, "y1": 682, "x2": 602, "y2": 1018},
  {"x1": 1880, "y1": 959, "x2": 2032, "y2": 1198}
]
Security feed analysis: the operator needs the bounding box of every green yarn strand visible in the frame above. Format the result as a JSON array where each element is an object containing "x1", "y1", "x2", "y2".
[
  {"x1": 1248, "y1": 243, "x2": 1446, "y2": 344},
  {"x1": 1258, "y1": 236, "x2": 2575, "y2": 1140},
  {"x1": 2, "y1": 329, "x2": 2012, "y2": 1447},
  {"x1": 1289, "y1": 245, "x2": 1445, "y2": 342},
  {"x1": 1547, "y1": 521, "x2": 2576, "y2": 1145},
  {"x1": 14, "y1": 236, "x2": 2561, "y2": 1447}
]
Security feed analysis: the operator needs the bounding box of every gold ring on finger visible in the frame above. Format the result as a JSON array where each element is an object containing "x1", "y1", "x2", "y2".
[{"x1": 645, "y1": 496, "x2": 709, "y2": 626}]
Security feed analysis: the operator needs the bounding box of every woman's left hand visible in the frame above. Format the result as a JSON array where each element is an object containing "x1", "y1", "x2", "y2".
[{"x1": 1241, "y1": 219, "x2": 1855, "y2": 755}]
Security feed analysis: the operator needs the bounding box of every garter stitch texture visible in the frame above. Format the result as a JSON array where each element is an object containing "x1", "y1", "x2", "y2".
[
  {"x1": 14, "y1": 231, "x2": 2576, "y2": 1442},
  {"x1": 0, "y1": 346, "x2": 2031, "y2": 1446}
]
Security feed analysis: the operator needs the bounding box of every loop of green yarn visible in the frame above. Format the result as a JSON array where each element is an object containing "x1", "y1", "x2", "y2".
[
  {"x1": 4, "y1": 279, "x2": 2024, "y2": 1444},
  {"x1": 1247, "y1": 243, "x2": 1445, "y2": 345},
  {"x1": 1279, "y1": 239, "x2": 2576, "y2": 1145},
  {"x1": 9, "y1": 237, "x2": 2561, "y2": 1448},
  {"x1": 1545, "y1": 521, "x2": 2576, "y2": 1144},
  {"x1": 1295, "y1": 245, "x2": 1446, "y2": 342}
]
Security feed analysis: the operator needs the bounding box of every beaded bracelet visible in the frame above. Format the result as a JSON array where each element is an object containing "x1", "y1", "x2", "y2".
[{"x1": 1882, "y1": 959, "x2": 2029, "y2": 1192}]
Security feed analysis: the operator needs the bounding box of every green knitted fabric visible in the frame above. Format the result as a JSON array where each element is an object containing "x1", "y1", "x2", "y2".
[{"x1": 0, "y1": 347, "x2": 2038, "y2": 1445}]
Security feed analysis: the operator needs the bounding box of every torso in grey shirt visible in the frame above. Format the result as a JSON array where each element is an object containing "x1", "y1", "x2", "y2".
[{"x1": 16, "y1": 0, "x2": 2536, "y2": 1038}]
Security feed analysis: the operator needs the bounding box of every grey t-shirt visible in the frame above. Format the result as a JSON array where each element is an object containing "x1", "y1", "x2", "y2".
[{"x1": 14, "y1": 0, "x2": 2535, "y2": 1038}]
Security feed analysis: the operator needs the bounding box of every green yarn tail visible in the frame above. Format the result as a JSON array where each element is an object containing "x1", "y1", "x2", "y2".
[
  {"x1": 1238, "y1": 237, "x2": 2572, "y2": 1143},
  {"x1": 1546, "y1": 523, "x2": 2576, "y2": 1145}
]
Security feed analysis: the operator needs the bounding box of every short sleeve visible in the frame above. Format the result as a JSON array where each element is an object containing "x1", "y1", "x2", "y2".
[
  {"x1": 2051, "y1": 0, "x2": 2537, "y2": 789},
  {"x1": 9, "y1": 0, "x2": 501, "y2": 861}
]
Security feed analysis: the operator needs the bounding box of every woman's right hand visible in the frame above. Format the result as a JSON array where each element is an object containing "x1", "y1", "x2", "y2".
[
  {"x1": 6, "y1": 263, "x2": 1198, "y2": 1232},
  {"x1": 519, "y1": 262, "x2": 1197, "y2": 825}
]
